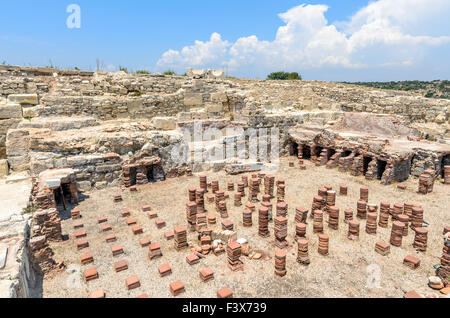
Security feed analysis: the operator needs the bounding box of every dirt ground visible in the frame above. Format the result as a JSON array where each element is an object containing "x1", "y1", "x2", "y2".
[{"x1": 43, "y1": 157, "x2": 449, "y2": 298}]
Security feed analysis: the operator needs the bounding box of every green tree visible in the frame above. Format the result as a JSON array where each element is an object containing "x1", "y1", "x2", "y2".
[{"x1": 267, "y1": 71, "x2": 302, "y2": 80}]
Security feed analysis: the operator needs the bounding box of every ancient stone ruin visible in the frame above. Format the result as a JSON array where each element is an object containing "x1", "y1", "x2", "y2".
[{"x1": 0, "y1": 65, "x2": 448, "y2": 298}]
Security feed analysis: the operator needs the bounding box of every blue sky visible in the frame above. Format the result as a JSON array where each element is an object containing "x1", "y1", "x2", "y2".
[{"x1": 1, "y1": 0, "x2": 449, "y2": 81}]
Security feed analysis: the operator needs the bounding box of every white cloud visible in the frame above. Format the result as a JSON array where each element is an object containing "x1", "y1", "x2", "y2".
[{"x1": 156, "y1": 0, "x2": 450, "y2": 79}]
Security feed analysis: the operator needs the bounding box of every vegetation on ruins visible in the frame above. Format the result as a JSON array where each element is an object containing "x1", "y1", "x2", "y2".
[
  {"x1": 267, "y1": 72, "x2": 302, "y2": 81},
  {"x1": 163, "y1": 70, "x2": 176, "y2": 76},
  {"x1": 136, "y1": 70, "x2": 151, "y2": 74},
  {"x1": 119, "y1": 66, "x2": 128, "y2": 73},
  {"x1": 343, "y1": 80, "x2": 450, "y2": 100}
]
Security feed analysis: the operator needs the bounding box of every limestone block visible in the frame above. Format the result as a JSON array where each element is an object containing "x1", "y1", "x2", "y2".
[
  {"x1": 127, "y1": 100, "x2": 144, "y2": 113},
  {"x1": 206, "y1": 103, "x2": 223, "y2": 113},
  {"x1": 7, "y1": 94, "x2": 38, "y2": 105},
  {"x1": 0, "y1": 104, "x2": 22, "y2": 119},
  {"x1": 211, "y1": 92, "x2": 228, "y2": 103},
  {"x1": 77, "y1": 181, "x2": 92, "y2": 192},
  {"x1": 184, "y1": 93, "x2": 203, "y2": 107},
  {"x1": 22, "y1": 105, "x2": 43, "y2": 118},
  {"x1": 0, "y1": 159, "x2": 8, "y2": 178},
  {"x1": 435, "y1": 114, "x2": 446, "y2": 124},
  {"x1": 151, "y1": 117, "x2": 176, "y2": 130}
]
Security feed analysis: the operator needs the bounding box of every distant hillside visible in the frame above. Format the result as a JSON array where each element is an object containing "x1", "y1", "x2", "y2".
[{"x1": 342, "y1": 80, "x2": 449, "y2": 100}]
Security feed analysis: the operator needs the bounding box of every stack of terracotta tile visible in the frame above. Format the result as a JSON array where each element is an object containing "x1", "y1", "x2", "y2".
[
  {"x1": 313, "y1": 210, "x2": 324, "y2": 233},
  {"x1": 342, "y1": 209, "x2": 353, "y2": 224},
  {"x1": 318, "y1": 234, "x2": 329, "y2": 256},
  {"x1": 398, "y1": 214, "x2": 410, "y2": 236},
  {"x1": 196, "y1": 213, "x2": 207, "y2": 232},
  {"x1": 347, "y1": 220, "x2": 360, "y2": 240},
  {"x1": 356, "y1": 200, "x2": 367, "y2": 219},
  {"x1": 375, "y1": 241, "x2": 390, "y2": 256},
  {"x1": 226, "y1": 240, "x2": 243, "y2": 271},
  {"x1": 237, "y1": 182, "x2": 245, "y2": 197},
  {"x1": 199, "y1": 267, "x2": 214, "y2": 282},
  {"x1": 186, "y1": 202, "x2": 197, "y2": 231},
  {"x1": 437, "y1": 235, "x2": 450, "y2": 282},
  {"x1": 122, "y1": 166, "x2": 132, "y2": 187},
  {"x1": 277, "y1": 183, "x2": 285, "y2": 202},
  {"x1": 242, "y1": 175, "x2": 249, "y2": 188},
  {"x1": 218, "y1": 200, "x2": 228, "y2": 218},
  {"x1": 246, "y1": 203, "x2": 256, "y2": 212},
  {"x1": 379, "y1": 202, "x2": 391, "y2": 228},
  {"x1": 215, "y1": 190, "x2": 225, "y2": 211},
  {"x1": 274, "y1": 216, "x2": 288, "y2": 248},
  {"x1": 234, "y1": 193, "x2": 242, "y2": 207},
  {"x1": 424, "y1": 169, "x2": 436, "y2": 193},
  {"x1": 276, "y1": 202, "x2": 288, "y2": 218},
  {"x1": 404, "y1": 202, "x2": 414, "y2": 218},
  {"x1": 211, "y1": 180, "x2": 219, "y2": 194},
  {"x1": 170, "y1": 281, "x2": 185, "y2": 296},
  {"x1": 172, "y1": 227, "x2": 187, "y2": 250},
  {"x1": 444, "y1": 226, "x2": 450, "y2": 235},
  {"x1": 318, "y1": 187, "x2": 328, "y2": 199},
  {"x1": 222, "y1": 220, "x2": 234, "y2": 231},
  {"x1": 366, "y1": 212, "x2": 378, "y2": 235},
  {"x1": 148, "y1": 243, "x2": 162, "y2": 259},
  {"x1": 199, "y1": 175, "x2": 207, "y2": 191},
  {"x1": 390, "y1": 221, "x2": 405, "y2": 247},
  {"x1": 249, "y1": 178, "x2": 260, "y2": 202},
  {"x1": 188, "y1": 188, "x2": 197, "y2": 202},
  {"x1": 196, "y1": 189, "x2": 205, "y2": 213},
  {"x1": 262, "y1": 194, "x2": 270, "y2": 203},
  {"x1": 186, "y1": 167, "x2": 193, "y2": 176},
  {"x1": 227, "y1": 182, "x2": 234, "y2": 191},
  {"x1": 326, "y1": 191, "x2": 336, "y2": 210},
  {"x1": 264, "y1": 175, "x2": 275, "y2": 198},
  {"x1": 297, "y1": 238, "x2": 310, "y2": 265},
  {"x1": 367, "y1": 204, "x2": 378, "y2": 213},
  {"x1": 206, "y1": 194, "x2": 214, "y2": 203},
  {"x1": 360, "y1": 187, "x2": 369, "y2": 202},
  {"x1": 404, "y1": 255, "x2": 421, "y2": 270},
  {"x1": 261, "y1": 201, "x2": 273, "y2": 221},
  {"x1": 444, "y1": 166, "x2": 450, "y2": 184},
  {"x1": 413, "y1": 227, "x2": 428, "y2": 251},
  {"x1": 295, "y1": 207, "x2": 308, "y2": 224},
  {"x1": 243, "y1": 209, "x2": 252, "y2": 227},
  {"x1": 391, "y1": 203, "x2": 403, "y2": 220},
  {"x1": 418, "y1": 173, "x2": 432, "y2": 194},
  {"x1": 411, "y1": 206, "x2": 424, "y2": 229},
  {"x1": 295, "y1": 223, "x2": 306, "y2": 239},
  {"x1": 328, "y1": 206, "x2": 339, "y2": 230},
  {"x1": 340, "y1": 185, "x2": 348, "y2": 196},
  {"x1": 311, "y1": 196, "x2": 325, "y2": 218},
  {"x1": 274, "y1": 249, "x2": 287, "y2": 277},
  {"x1": 258, "y1": 206, "x2": 270, "y2": 237}
]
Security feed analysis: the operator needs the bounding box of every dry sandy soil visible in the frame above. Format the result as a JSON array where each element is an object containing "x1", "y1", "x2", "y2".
[{"x1": 43, "y1": 157, "x2": 449, "y2": 298}]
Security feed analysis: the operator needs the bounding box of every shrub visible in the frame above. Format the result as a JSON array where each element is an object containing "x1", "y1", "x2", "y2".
[
  {"x1": 163, "y1": 70, "x2": 176, "y2": 76},
  {"x1": 267, "y1": 71, "x2": 302, "y2": 80},
  {"x1": 136, "y1": 70, "x2": 150, "y2": 74}
]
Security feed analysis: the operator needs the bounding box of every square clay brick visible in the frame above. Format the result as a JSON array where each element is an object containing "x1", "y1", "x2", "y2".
[
  {"x1": 126, "y1": 218, "x2": 137, "y2": 226},
  {"x1": 139, "y1": 237, "x2": 151, "y2": 247},
  {"x1": 80, "y1": 253, "x2": 94, "y2": 265},
  {"x1": 403, "y1": 290, "x2": 422, "y2": 298},
  {"x1": 121, "y1": 210, "x2": 131, "y2": 217},
  {"x1": 101, "y1": 224, "x2": 112, "y2": 232},
  {"x1": 169, "y1": 281, "x2": 185, "y2": 296},
  {"x1": 149, "y1": 243, "x2": 161, "y2": 251},
  {"x1": 142, "y1": 205, "x2": 152, "y2": 212},
  {"x1": 77, "y1": 239, "x2": 89, "y2": 250},
  {"x1": 147, "y1": 211, "x2": 158, "y2": 219},
  {"x1": 114, "y1": 260, "x2": 128, "y2": 272},
  {"x1": 126, "y1": 276, "x2": 140, "y2": 290},
  {"x1": 98, "y1": 216, "x2": 108, "y2": 224},
  {"x1": 71, "y1": 209, "x2": 81, "y2": 219},
  {"x1": 84, "y1": 267, "x2": 98, "y2": 282},
  {"x1": 105, "y1": 234, "x2": 117, "y2": 243},
  {"x1": 136, "y1": 293, "x2": 148, "y2": 298},
  {"x1": 75, "y1": 230, "x2": 87, "y2": 239},
  {"x1": 199, "y1": 267, "x2": 214, "y2": 282},
  {"x1": 158, "y1": 264, "x2": 172, "y2": 277},
  {"x1": 404, "y1": 255, "x2": 421, "y2": 269},
  {"x1": 155, "y1": 219, "x2": 166, "y2": 229},
  {"x1": 73, "y1": 221, "x2": 84, "y2": 229},
  {"x1": 89, "y1": 289, "x2": 105, "y2": 298},
  {"x1": 111, "y1": 245, "x2": 124, "y2": 256},
  {"x1": 164, "y1": 231, "x2": 174, "y2": 240},
  {"x1": 186, "y1": 253, "x2": 200, "y2": 265},
  {"x1": 132, "y1": 225, "x2": 143, "y2": 235},
  {"x1": 217, "y1": 287, "x2": 233, "y2": 298}
]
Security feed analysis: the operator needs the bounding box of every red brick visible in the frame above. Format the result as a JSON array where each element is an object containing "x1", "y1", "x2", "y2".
[
  {"x1": 129, "y1": 186, "x2": 137, "y2": 192},
  {"x1": 139, "y1": 237, "x2": 151, "y2": 247},
  {"x1": 71, "y1": 209, "x2": 81, "y2": 219},
  {"x1": 403, "y1": 290, "x2": 422, "y2": 298},
  {"x1": 73, "y1": 221, "x2": 84, "y2": 229},
  {"x1": 147, "y1": 211, "x2": 158, "y2": 219},
  {"x1": 105, "y1": 234, "x2": 117, "y2": 243},
  {"x1": 126, "y1": 218, "x2": 137, "y2": 226},
  {"x1": 217, "y1": 287, "x2": 233, "y2": 298},
  {"x1": 126, "y1": 276, "x2": 140, "y2": 290},
  {"x1": 101, "y1": 224, "x2": 112, "y2": 232},
  {"x1": 136, "y1": 293, "x2": 148, "y2": 298},
  {"x1": 158, "y1": 264, "x2": 172, "y2": 277},
  {"x1": 75, "y1": 230, "x2": 87, "y2": 239},
  {"x1": 149, "y1": 243, "x2": 161, "y2": 251},
  {"x1": 132, "y1": 225, "x2": 143, "y2": 235},
  {"x1": 76, "y1": 239, "x2": 89, "y2": 250},
  {"x1": 169, "y1": 281, "x2": 185, "y2": 296},
  {"x1": 155, "y1": 219, "x2": 166, "y2": 229},
  {"x1": 142, "y1": 205, "x2": 152, "y2": 212},
  {"x1": 98, "y1": 216, "x2": 107, "y2": 224},
  {"x1": 114, "y1": 260, "x2": 128, "y2": 272},
  {"x1": 199, "y1": 267, "x2": 214, "y2": 282},
  {"x1": 121, "y1": 210, "x2": 131, "y2": 217},
  {"x1": 404, "y1": 255, "x2": 421, "y2": 269},
  {"x1": 84, "y1": 267, "x2": 98, "y2": 282},
  {"x1": 111, "y1": 245, "x2": 124, "y2": 256},
  {"x1": 164, "y1": 231, "x2": 174, "y2": 240},
  {"x1": 80, "y1": 253, "x2": 94, "y2": 265},
  {"x1": 89, "y1": 289, "x2": 105, "y2": 298},
  {"x1": 186, "y1": 253, "x2": 200, "y2": 265}
]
